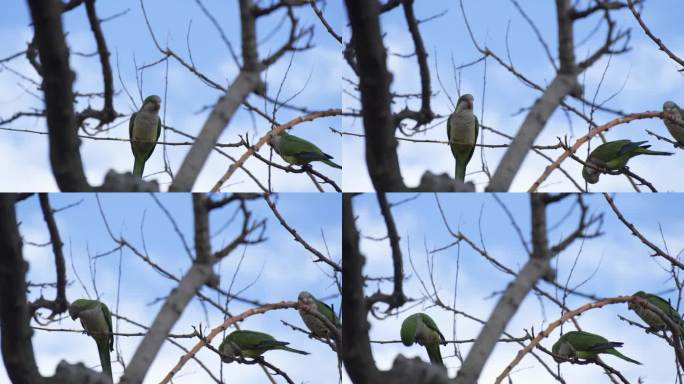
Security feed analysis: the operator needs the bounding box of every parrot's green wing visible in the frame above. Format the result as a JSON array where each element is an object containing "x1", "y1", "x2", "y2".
[
  {"x1": 419, "y1": 313, "x2": 446, "y2": 344},
  {"x1": 466, "y1": 115, "x2": 479, "y2": 164},
  {"x1": 591, "y1": 140, "x2": 633, "y2": 161},
  {"x1": 647, "y1": 293, "x2": 679, "y2": 314},
  {"x1": 282, "y1": 134, "x2": 321, "y2": 153},
  {"x1": 646, "y1": 293, "x2": 684, "y2": 328},
  {"x1": 100, "y1": 302, "x2": 114, "y2": 351},
  {"x1": 567, "y1": 331, "x2": 612, "y2": 350},
  {"x1": 283, "y1": 135, "x2": 329, "y2": 159},
  {"x1": 128, "y1": 112, "x2": 137, "y2": 154},
  {"x1": 446, "y1": 116, "x2": 457, "y2": 159},
  {"x1": 315, "y1": 299, "x2": 340, "y2": 327},
  {"x1": 616, "y1": 140, "x2": 642, "y2": 157}
]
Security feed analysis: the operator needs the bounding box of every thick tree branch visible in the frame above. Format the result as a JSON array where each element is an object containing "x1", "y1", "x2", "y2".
[
  {"x1": 344, "y1": 0, "x2": 403, "y2": 192},
  {"x1": 26, "y1": 0, "x2": 89, "y2": 191},
  {"x1": 0, "y1": 195, "x2": 43, "y2": 384}
]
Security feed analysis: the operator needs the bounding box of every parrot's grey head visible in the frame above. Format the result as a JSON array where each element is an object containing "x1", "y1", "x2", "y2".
[
  {"x1": 456, "y1": 94, "x2": 475, "y2": 113},
  {"x1": 582, "y1": 163, "x2": 600, "y2": 184},
  {"x1": 628, "y1": 290, "x2": 648, "y2": 310},
  {"x1": 68, "y1": 304, "x2": 80, "y2": 320},
  {"x1": 142, "y1": 95, "x2": 162, "y2": 112},
  {"x1": 68, "y1": 299, "x2": 89, "y2": 320},
  {"x1": 551, "y1": 339, "x2": 566, "y2": 363},
  {"x1": 663, "y1": 101, "x2": 680, "y2": 122},
  {"x1": 298, "y1": 291, "x2": 315, "y2": 308},
  {"x1": 219, "y1": 340, "x2": 239, "y2": 363}
]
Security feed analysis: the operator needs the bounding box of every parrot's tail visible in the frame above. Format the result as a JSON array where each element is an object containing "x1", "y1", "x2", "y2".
[
  {"x1": 639, "y1": 148, "x2": 674, "y2": 156},
  {"x1": 279, "y1": 345, "x2": 310, "y2": 355},
  {"x1": 611, "y1": 349, "x2": 641, "y2": 365},
  {"x1": 426, "y1": 343, "x2": 444, "y2": 366},
  {"x1": 133, "y1": 157, "x2": 145, "y2": 178},
  {"x1": 322, "y1": 158, "x2": 342, "y2": 169},
  {"x1": 455, "y1": 160, "x2": 466, "y2": 181},
  {"x1": 97, "y1": 339, "x2": 113, "y2": 379}
]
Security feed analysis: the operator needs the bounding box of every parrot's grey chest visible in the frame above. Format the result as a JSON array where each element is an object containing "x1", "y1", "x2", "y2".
[
  {"x1": 665, "y1": 111, "x2": 684, "y2": 143},
  {"x1": 450, "y1": 112, "x2": 477, "y2": 144},
  {"x1": 132, "y1": 112, "x2": 159, "y2": 142},
  {"x1": 414, "y1": 319, "x2": 437, "y2": 345},
  {"x1": 79, "y1": 306, "x2": 108, "y2": 333}
]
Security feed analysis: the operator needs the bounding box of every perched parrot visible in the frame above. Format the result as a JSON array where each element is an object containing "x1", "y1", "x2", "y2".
[
  {"x1": 69, "y1": 299, "x2": 114, "y2": 379},
  {"x1": 270, "y1": 130, "x2": 341, "y2": 169},
  {"x1": 582, "y1": 140, "x2": 673, "y2": 184},
  {"x1": 447, "y1": 94, "x2": 479, "y2": 181},
  {"x1": 663, "y1": 101, "x2": 684, "y2": 145},
  {"x1": 297, "y1": 291, "x2": 341, "y2": 340},
  {"x1": 129, "y1": 95, "x2": 162, "y2": 178},
  {"x1": 400, "y1": 313, "x2": 446, "y2": 366},
  {"x1": 218, "y1": 330, "x2": 309, "y2": 363},
  {"x1": 629, "y1": 291, "x2": 684, "y2": 335},
  {"x1": 551, "y1": 331, "x2": 641, "y2": 365}
]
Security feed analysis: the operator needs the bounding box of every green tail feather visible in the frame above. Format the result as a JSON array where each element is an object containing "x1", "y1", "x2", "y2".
[
  {"x1": 637, "y1": 149, "x2": 674, "y2": 156},
  {"x1": 96, "y1": 338, "x2": 113, "y2": 379},
  {"x1": 277, "y1": 345, "x2": 309, "y2": 355},
  {"x1": 133, "y1": 156, "x2": 145, "y2": 178},
  {"x1": 455, "y1": 160, "x2": 466, "y2": 181},
  {"x1": 321, "y1": 159, "x2": 342, "y2": 169},
  {"x1": 609, "y1": 349, "x2": 641, "y2": 365},
  {"x1": 425, "y1": 343, "x2": 444, "y2": 366}
]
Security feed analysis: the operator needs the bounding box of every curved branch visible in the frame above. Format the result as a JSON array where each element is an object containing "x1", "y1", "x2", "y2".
[
  {"x1": 209, "y1": 108, "x2": 342, "y2": 192},
  {"x1": 158, "y1": 301, "x2": 298, "y2": 384},
  {"x1": 528, "y1": 111, "x2": 662, "y2": 192}
]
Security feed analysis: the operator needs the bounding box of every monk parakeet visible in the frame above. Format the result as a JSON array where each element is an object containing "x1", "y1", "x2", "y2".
[
  {"x1": 297, "y1": 291, "x2": 341, "y2": 340},
  {"x1": 663, "y1": 101, "x2": 684, "y2": 145},
  {"x1": 129, "y1": 95, "x2": 162, "y2": 178},
  {"x1": 447, "y1": 94, "x2": 479, "y2": 181},
  {"x1": 400, "y1": 313, "x2": 446, "y2": 366},
  {"x1": 218, "y1": 330, "x2": 309, "y2": 363},
  {"x1": 629, "y1": 291, "x2": 684, "y2": 335},
  {"x1": 270, "y1": 130, "x2": 341, "y2": 169},
  {"x1": 582, "y1": 140, "x2": 673, "y2": 184},
  {"x1": 69, "y1": 299, "x2": 114, "y2": 379},
  {"x1": 551, "y1": 331, "x2": 641, "y2": 365}
]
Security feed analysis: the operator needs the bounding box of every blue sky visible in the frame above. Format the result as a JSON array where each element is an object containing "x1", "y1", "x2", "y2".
[
  {"x1": 353, "y1": 192, "x2": 684, "y2": 382},
  {"x1": 0, "y1": 0, "x2": 342, "y2": 191},
  {"x1": 342, "y1": 1, "x2": 684, "y2": 192},
  {"x1": 0, "y1": 193, "x2": 341, "y2": 383}
]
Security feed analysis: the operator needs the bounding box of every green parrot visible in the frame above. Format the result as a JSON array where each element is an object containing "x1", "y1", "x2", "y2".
[
  {"x1": 447, "y1": 93, "x2": 479, "y2": 181},
  {"x1": 297, "y1": 291, "x2": 341, "y2": 340},
  {"x1": 69, "y1": 299, "x2": 114, "y2": 379},
  {"x1": 218, "y1": 330, "x2": 309, "y2": 363},
  {"x1": 129, "y1": 95, "x2": 162, "y2": 178},
  {"x1": 270, "y1": 129, "x2": 341, "y2": 169},
  {"x1": 551, "y1": 331, "x2": 641, "y2": 365},
  {"x1": 663, "y1": 101, "x2": 684, "y2": 145},
  {"x1": 629, "y1": 291, "x2": 684, "y2": 335},
  {"x1": 400, "y1": 312, "x2": 446, "y2": 366},
  {"x1": 582, "y1": 140, "x2": 673, "y2": 184}
]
